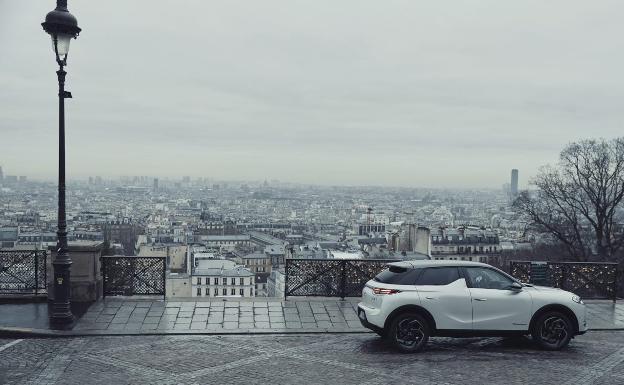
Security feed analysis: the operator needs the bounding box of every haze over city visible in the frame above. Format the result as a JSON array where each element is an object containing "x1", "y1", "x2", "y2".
[{"x1": 3, "y1": 0, "x2": 624, "y2": 187}]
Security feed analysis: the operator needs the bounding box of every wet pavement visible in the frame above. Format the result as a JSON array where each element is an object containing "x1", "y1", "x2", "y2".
[{"x1": 1, "y1": 331, "x2": 624, "y2": 384}]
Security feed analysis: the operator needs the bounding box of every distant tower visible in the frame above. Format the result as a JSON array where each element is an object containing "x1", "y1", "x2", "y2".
[
  {"x1": 511, "y1": 169, "x2": 519, "y2": 197},
  {"x1": 153, "y1": 178, "x2": 159, "y2": 191},
  {"x1": 0, "y1": 165, "x2": 3, "y2": 182}
]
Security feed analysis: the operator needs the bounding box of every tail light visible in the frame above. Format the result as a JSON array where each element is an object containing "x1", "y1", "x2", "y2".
[{"x1": 372, "y1": 287, "x2": 401, "y2": 295}]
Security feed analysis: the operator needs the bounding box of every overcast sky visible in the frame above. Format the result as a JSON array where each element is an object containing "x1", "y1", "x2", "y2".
[{"x1": 1, "y1": 1, "x2": 623, "y2": 188}]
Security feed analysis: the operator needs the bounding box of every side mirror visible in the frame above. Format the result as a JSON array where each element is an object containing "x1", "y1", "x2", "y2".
[{"x1": 507, "y1": 282, "x2": 523, "y2": 291}]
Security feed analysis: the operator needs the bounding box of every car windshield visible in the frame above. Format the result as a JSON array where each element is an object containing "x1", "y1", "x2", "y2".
[{"x1": 373, "y1": 266, "x2": 420, "y2": 285}]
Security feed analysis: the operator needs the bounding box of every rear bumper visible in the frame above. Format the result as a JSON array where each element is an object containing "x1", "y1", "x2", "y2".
[{"x1": 357, "y1": 304, "x2": 384, "y2": 334}]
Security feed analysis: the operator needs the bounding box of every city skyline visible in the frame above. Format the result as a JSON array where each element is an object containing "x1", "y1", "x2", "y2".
[{"x1": 3, "y1": 1, "x2": 624, "y2": 187}]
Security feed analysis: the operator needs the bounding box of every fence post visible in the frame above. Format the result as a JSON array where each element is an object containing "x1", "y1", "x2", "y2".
[
  {"x1": 340, "y1": 260, "x2": 346, "y2": 300},
  {"x1": 34, "y1": 251, "x2": 38, "y2": 296},
  {"x1": 162, "y1": 257, "x2": 166, "y2": 300},
  {"x1": 613, "y1": 266, "x2": 618, "y2": 303},
  {"x1": 101, "y1": 257, "x2": 106, "y2": 299},
  {"x1": 284, "y1": 259, "x2": 289, "y2": 300}
]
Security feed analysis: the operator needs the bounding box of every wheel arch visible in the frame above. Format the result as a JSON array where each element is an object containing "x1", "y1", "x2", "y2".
[
  {"x1": 530, "y1": 304, "x2": 579, "y2": 334},
  {"x1": 384, "y1": 304, "x2": 437, "y2": 332}
]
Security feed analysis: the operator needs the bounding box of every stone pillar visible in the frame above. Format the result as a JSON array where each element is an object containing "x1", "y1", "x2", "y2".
[{"x1": 47, "y1": 241, "x2": 104, "y2": 303}]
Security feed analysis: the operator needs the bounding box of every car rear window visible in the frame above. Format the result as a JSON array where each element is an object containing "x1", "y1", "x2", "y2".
[
  {"x1": 374, "y1": 266, "x2": 421, "y2": 285},
  {"x1": 416, "y1": 267, "x2": 460, "y2": 286}
]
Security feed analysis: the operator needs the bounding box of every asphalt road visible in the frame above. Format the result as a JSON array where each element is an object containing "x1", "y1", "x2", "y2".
[{"x1": 1, "y1": 331, "x2": 623, "y2": 385}]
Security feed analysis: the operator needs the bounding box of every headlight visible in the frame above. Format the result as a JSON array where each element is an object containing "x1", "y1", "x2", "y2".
[{"x1": 572, "y1": 295, "x2": 584, "y2": 304}]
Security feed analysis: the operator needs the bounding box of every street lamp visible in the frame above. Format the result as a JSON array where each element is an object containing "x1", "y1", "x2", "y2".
[{"x1": 41, "y1": 0, "x2": 81, "y2": 328}]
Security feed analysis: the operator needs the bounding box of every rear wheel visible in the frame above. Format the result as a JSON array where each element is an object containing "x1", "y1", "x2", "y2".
[
  {"x1": 531, "y1": 311, "x2": 573, "y2": 351},
  {"x1": 387, "y1": 313, "x2": 430, "y2": 353}
]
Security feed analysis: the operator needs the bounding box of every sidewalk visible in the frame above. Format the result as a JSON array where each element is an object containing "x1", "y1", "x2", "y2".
[{"x1": 1, "y1": 298, "x2": 623, "y2": 336}]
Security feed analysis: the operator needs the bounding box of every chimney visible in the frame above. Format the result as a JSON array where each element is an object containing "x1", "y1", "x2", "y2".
[{"x1": 414, "y1": 226, "x2": 431, "y2": 258}]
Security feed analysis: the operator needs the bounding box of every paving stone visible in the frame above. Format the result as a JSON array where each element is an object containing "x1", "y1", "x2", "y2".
[
  {"x1": 195, "y1": 308, "x2": 210, "y2": 315},
  {"x1": 190, "y1": 322, "x2": 206, "y2": 330},
  {"x1": 143, "y1": 317, "x2": 161, "y2": 324},
  {"x1": 224, "y1": 308, "x2": 239, "y2": 314},
  {"x1": 164, "y1": 308, "x2": 179, "y2": 315},
  {"x1": 174, "y1": 324, "x2": 190, "y2": 330},
  {"x1": 106, "y1": 323, "x2": 127, "y2": 331},
  {"x1": 301, "y1": 322, "x2": 318, "y2": 329},
  {"x1": 284, "y1": 314, "x2": 301, "y2": 321},
  {"x1": 253, "y1": 302, "x2": 268, "y2": 307},
  {"x1": 223, "y1": 322, "x2": 239, "y2": 329},
  {"x1": 196, "y1": 302, "x2": 211, "y2": 308},
  {"x1": 178, "y1": 311, "x2": 194, "y2": 318},
  {"x1": 124, "y1": 323, "x2": 142, "y2": 331},
  {"x1": 286, "y1": 322, "x2": 302, "y2": 329},
  {"x1": 254, "y1": 315, "x2": 269, "y2": 322},
  {"x1": 238, "y1": 322, "x2": 255, "y2": 329},
  {"x1": 223, "y1": 315, "x2": 238, "y2": 322},
  {"x1": 96, "y1": 315, "x2": 115, "y2": 323},
  {"x1": 135, "y1": 302, "x2": 152, "y2": 308},
  {"x1": 141, "y1": 323, "x2": 158, "y2": 330},
  {"x1": 239, "y1": 316, "x2": 254, "y2": 323},
  {"x1": 225, "y1": 302, "x2": 239, "y2": 308},
  {"x1": 254, "y1": 308, "x2": 269, "y2": 315},
  {"x1": 316, "y1": 321, "x2": 332, "y2": 328},
  {"x1": 254, "y1": 322, "x2": 270, "y2": 329},
  {"x1": 270, "y1": 322, "x2": 286, "y2": 328},
  {"x1": 192, "y1": 315, "x2": 208, "y2": 322},
  {"x1": 314, "y1": 314, "x2": 330, "y2": 321}
]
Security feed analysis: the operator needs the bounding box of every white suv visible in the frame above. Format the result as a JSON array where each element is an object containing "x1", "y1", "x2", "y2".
[{"x1": 358, "y1": 260, "x2": 588, "y2": 353}]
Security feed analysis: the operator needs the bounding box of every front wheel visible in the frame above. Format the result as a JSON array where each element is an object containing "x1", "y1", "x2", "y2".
[
  {"x1": 531, "y1": 311, "x2": 574, "y2": 351},
  {"x1": 387, "y1": 313, "x2": 430, "y2": 353}
]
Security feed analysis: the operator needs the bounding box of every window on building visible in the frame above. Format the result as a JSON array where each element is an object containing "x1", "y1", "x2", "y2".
[
  {"x1": 197, "y1": 287, "x2": 201, "y2": 296},
  {"x1": 239, "y1": 278, "x2": 243, "y2": 285},
  {"x1": 239, "y1": 288, "x2": 244, "y2": 296},
  {"x1": 214, "y1": 277, "x2": 219, "y2": 285},
  {"x1": 231, "y1": 277, "x2": 235, "y2": 285},
  {"x1": 222, "y1": 288, "x2": 226, "y2": 295},
  {"x1": 231, "y1": 288, "x2": 235, "y2": 295}
]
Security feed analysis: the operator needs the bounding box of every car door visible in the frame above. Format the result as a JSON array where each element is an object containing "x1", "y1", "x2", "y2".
[
  {"x1": 416, "y1": 267, "x2": 473, "y2": 330},
  {"x1": 463, "y1": 267, "x2": 532, "y2": 331}
]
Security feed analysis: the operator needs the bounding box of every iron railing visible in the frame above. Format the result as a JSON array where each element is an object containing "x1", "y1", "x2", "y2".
[
  {"x1": 101, "y1": 256, "x2": 166, "y2": 299},
  {"x1": 285, "y1": 259, "x2": 397, "y2": 299},
  {"x1": 509, "y1": 261, "x2": 619, "y2": 302},
  {"x1": 0, "y1": 250, "x2": 47, "y2": 295}
]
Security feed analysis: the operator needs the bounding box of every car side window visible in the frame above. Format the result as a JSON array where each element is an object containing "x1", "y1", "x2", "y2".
[
  {"x1": 464, "y1": 267, "x2": 515, "y2": 290},
  {"x1": 416, "y1": 267, "x2": 460, "y2": 286}
]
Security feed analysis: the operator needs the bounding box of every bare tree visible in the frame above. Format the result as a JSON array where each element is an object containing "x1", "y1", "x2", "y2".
[{"x1": 514, "y1": 138, "x2": 624, "y2": 261}]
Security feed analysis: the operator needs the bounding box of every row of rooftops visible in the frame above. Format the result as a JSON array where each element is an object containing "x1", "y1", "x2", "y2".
[{"x1": 431, "y1": 227, "x2": 499, "y2": 245}]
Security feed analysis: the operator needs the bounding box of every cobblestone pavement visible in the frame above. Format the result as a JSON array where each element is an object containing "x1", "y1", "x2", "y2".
[
  {"x1": 1, "y1": 331, "x2": 624, "y2": 384},
  {"x1": 65, "y1": 298, "x2": 624, "y2": 335}
]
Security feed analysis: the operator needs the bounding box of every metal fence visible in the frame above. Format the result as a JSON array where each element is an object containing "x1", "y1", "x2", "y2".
[
  {"x1": 509, "y1": 261, "x2": 619, "y2": 301},
  {"x1": 285, "y1": 259, "x2": 397, "y2": 299},
  {"x1": 101, "y1": 256, "x2": 166, "y2": 299},
  {"x1": 0, "y1": 250, "x2": 47, "y2": 295}
]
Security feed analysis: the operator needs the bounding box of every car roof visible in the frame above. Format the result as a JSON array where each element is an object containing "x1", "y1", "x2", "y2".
[{"x1": 387, "y1": 260, "x2": 493, "y2": 269}]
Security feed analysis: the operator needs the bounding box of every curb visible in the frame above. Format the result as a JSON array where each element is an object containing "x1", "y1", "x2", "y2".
[{"x1": 0, "y1": 326, "x2": 373, "y2": 338}]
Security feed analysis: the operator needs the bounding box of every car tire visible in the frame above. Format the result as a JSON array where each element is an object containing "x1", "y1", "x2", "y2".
[
  {"x1": 387, "y1": 312, "x2": 430, "y2": 353},
  {"x1": 531, "y1": 311, "x2": 574, "y2": 351}
]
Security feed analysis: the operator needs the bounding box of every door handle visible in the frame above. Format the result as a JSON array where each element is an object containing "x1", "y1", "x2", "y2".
[
  {"x1": 425, "y1": 296, "x2": 435, "y2": 300},
  {"x1": 474, "y1": 298, "x2": 487, "y2": 301}
]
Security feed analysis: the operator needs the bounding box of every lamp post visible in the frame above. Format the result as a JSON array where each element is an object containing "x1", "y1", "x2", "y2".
[{"x1": 42, "y1": 0, "x2": 81, "y2": 328}]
